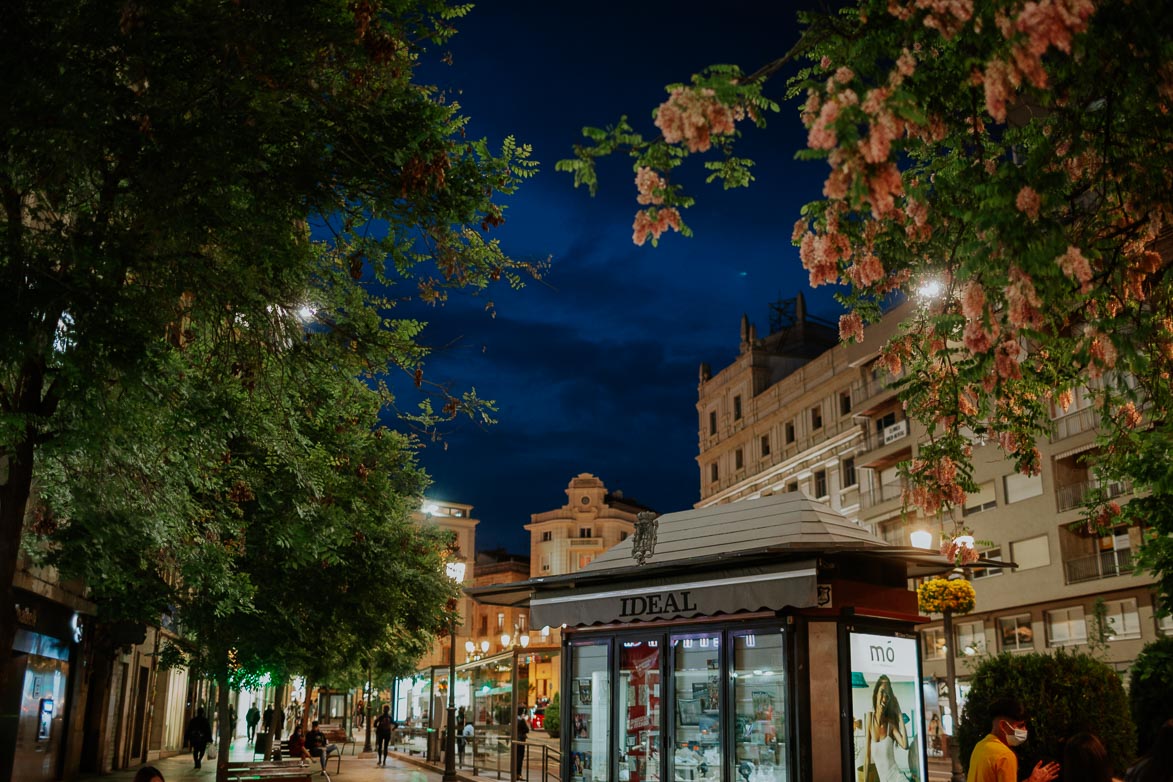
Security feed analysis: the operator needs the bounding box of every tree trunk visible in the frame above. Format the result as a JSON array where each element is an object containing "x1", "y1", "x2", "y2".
[
  {"x1": 0, "y1": 426, "x2": 38, "y2": 695},
  {"x1": 216, "y1": 664, "x2": 231, "y2": 782}
]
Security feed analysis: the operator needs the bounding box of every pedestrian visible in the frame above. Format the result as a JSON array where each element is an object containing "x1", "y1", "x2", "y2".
[
  {"x1": 133, "y1": 766, "x2": 165, "y2": 782},
  {"x1": 375, "y1": 705, "x2": 395, "y2": 766},
  {"x1": 246, "y1": 703, "x2": 261, "y2": 743},
  {"x1": 262, "y1": 703, "x2": 274, "y2": 733},
  {"x1": 967, "y1": 697, "x2": 1060, "y2": 782},
  {"x1": 307, "y1": 720, "x2": 341, "y2": 775},
  {"x1": 1062, "y1": 733, "x2": 1122, "y2": 782},
  {"x1": 1125, "y1": 719, "x2": 1173, "y2": 782},
  {"x1": 356, "y1": 700, "x2": 365, "y2": 730},
  {"x1": 186, "y1": 706, "x2": 213, "y2": 770},
  {"x1": 229, "y1": 704, "x2": 237, "y2": 737},
  {"x1": 288, "y1": 724, "x2": 312, "y2": 767},
  {"x1": 515, "y1": 706, "x2": 530, "y2": 778},
  {"x1": 460, "y1": 720, "x2": 474, "y2": 768}
]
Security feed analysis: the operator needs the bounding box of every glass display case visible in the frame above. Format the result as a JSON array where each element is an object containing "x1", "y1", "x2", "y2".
[
  {"x1": 732, "y1": 630, "x2": 787, "y2": 782},
  {"x1": 619, "y1": 640, "x2": 660, "y2": 782},
  {"x1": 670, "y1": 632, "x2": 722, "y2": 782},
  {"x1": 571, "y1": 642, "x2": 611, "y2": 782}
]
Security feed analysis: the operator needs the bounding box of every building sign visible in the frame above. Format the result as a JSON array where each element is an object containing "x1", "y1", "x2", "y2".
[
  {"x1": 529, "y1": 563, "x2": 818, "y2": 628},
  {"x1": 882, "y1": 420, "x2": 908, "y2": 445},
  {"x1": 848, "y1": 632, "x2": 925, "y2": 782}
]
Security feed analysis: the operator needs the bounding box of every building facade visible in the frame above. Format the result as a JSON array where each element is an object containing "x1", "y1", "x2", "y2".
[
  {"x1": 695, "y1": 297, "x2": 1168, "y2": 723},
  {"x1": 526, "y1": 473, "x2": 649, "y2": 578},
  {"x1": 414, "y1": 499, "x2": 479, "y2": 672}
]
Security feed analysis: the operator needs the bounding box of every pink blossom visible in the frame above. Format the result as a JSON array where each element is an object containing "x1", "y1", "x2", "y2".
[
  {"x1": 1088, "y1": 331, "x2": 1117, "y2": 374},
  {"x1": 866, "y1": 163, "x2": 904, "y2": 218},
  {"x1": 1057, "y1": 245, "x2": 1093, "y2": 291},
  {"x1": 839, "y1": 312, "x2": 865, "y2": 343},
  {"x1": 848, "y1": 253, "x2": 886, "y2": 287},
  {"x1": 982, "y1": 58, "x2": 1019, "y2": 121},
  {"x1": 995, "y1": 338, "x2": 1023, "y2": 380},
  {"x1": 808, "y1": 99, "x2": 842, "y2": 150},
  {"x1": 632, "y1": 207, "x2": 683, "y2": 246},
  {"x1": 1006, "y1": 266, "x2": 1043, "y2": 329},
  {"x1": 655, "y1": 87, "x2": 744, "y2": 153},
  {"x1": 635, "y1": 167, "x2": 666, "y2": 206},
  {"x1": 1121, "y1": 402, "x2": 1142, "y2": 428},
  {"x1": 1015, "y1": 186, "x2": 1041, "y2": 220},
  {"x1": 960, "y1": 280, "x2": 986, "y2": 319},
  {"x1": 1056, "y1": 389, "x2": 1073, "y2": 411}
]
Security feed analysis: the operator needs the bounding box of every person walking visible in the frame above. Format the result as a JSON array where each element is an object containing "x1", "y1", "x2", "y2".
[
  {"x1": 460, "y1": 720, "x2": 474, "y2": 768},
  {"x1": 185, "y1": 707, "x2": 213, "y2": 770},
  {"x1": 262, "y1": 703, "x2": 274, "y2": 734},
  {"x1": 246, "y1": 704, "x2": 261, "y2": 743},
  {"x1": 967, "y1": 697, "x2": 1060, "y2": 782},
  {"x1": 515, "y1": 706, "x2": 530, "y2": 778},
  {"x1": 374, "y1": 705, "x2": 395, "y2": 767}
]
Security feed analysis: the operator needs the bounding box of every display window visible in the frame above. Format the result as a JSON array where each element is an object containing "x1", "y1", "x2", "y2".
[
  {"x1": 847, "y1": 632, "x2": 925, "y2": 782},
  {"x1": 564, "y1": 623, "x2": 792, "y2": 782}
]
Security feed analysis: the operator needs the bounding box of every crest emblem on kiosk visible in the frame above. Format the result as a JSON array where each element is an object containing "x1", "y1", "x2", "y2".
[{"x1": 631, "y1": 511, "x2": 660, "y2": 565}]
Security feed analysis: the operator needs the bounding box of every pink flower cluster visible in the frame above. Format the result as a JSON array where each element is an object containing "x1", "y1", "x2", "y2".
[
  {"x1": 1056, "y1": 245, "x2": 1092, "y2": 291},
  {"x1": 905, "y1": 456, "x2": 967, "y2": 516},
  {"x1": 1006, "y1": 266, "x2": 1043, "y2": 330},
  {"x1": 632, "y1": 207, "x2": 682, "y2": 246},
  {"x1": 982, "y1": 0, "x2": 1097, "y2": 120},
  {"x1": 799, "y1": 225, "x2": 852, "y2": 286},
  {"x1": 655, "y1": 87, "x2": 744, "y2": 153},
  {"x1": 1087, "y1": 330, "x2": 1117, "y2": 377},
  {"x1": 839, "y1": 312, "x2": 865, "y2": 343},
  {"x1": 636, "y1": 167, "x2": 666, "y2": 205},
  {"x1": 887, "y1": 0, "x2": 975, "y2": 39},
  {"x1": 1015, "y1": 186, "x2": 1041, "y2": 220}
]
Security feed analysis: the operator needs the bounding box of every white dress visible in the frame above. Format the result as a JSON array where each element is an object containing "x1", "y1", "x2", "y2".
[{"x1": 871, "y1": 735, "x2": 903, "y2": 782}]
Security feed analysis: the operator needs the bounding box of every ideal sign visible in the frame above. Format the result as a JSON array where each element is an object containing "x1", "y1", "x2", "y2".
[{"x1": 619, "y1": 590, "x2": 697, "y2": 619}]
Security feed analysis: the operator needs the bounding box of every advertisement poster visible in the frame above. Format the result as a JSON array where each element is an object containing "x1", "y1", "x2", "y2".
[{"x1": 848, "y1": 633, "x2": 924, "y2": 782}]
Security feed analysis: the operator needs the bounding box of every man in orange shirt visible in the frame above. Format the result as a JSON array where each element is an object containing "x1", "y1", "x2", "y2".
[{"x1": 967, "y1": 697, "x2": 1060, "y2": 782}]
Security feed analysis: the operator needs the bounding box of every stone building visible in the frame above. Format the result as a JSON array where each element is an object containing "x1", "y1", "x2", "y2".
[
  {"x1": 525, "y1": 473, "x2": 653, "y2": 578},
  {"x1": 695, "y1": 295, "x2": 1168, "y2": 724}
]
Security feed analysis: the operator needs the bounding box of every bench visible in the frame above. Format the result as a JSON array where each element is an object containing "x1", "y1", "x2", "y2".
[
  {"x1": 320, "y1": 725, "x2": 357, "y2": 756},
  {"x1": 225, "y1": 763, "x2": 313, "y2": 782},
  {"x1": 268, "y1": 738, "x2": 342, "y2": 774}
]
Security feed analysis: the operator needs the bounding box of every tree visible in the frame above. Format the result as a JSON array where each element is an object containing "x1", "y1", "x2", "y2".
[
  {"x1": 1, "y1": 0, "x2": 536, "y2": 682},
  {"x1": 559, "y1": 0, "x2": 1173, "y2": 609},
  {"x1": 955, "y1": 651, "x2": 1135, "y2": 775},
  {"x1": 1128, "y1": 636, "x2": 1173, "y2": 755}
]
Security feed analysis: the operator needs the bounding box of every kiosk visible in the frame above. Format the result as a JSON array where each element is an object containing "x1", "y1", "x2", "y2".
[{"x1": 469, "y1": 492, "x2": 956, "y2": 782}]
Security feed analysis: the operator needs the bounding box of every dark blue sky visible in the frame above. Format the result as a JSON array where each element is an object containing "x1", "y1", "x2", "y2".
[{"x1": 403, "y1": 2, "x2": 843, "y2": 552}]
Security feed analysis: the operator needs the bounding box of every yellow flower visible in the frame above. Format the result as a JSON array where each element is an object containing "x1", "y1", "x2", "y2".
[{"x1": 917, "y1": 577, "x2": 976, "y2": 615}]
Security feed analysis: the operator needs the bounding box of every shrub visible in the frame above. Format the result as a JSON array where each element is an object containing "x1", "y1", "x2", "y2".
[
  {"x1": 1129, "y1": 635, "x2": 1173, "y2": 754},
  {"x1": 544, "y1": 691, "x2": 561, "y2": 738},
  {"x1": 955, "y1": 651, "x2": 1134, "y2": 776}
]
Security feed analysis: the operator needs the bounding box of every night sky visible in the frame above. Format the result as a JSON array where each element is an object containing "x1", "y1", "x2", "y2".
[{"x1": 400, "y1": 2, "x2": 844, "y2": 552}]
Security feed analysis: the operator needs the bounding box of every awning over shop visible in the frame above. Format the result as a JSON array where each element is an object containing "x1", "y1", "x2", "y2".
[{"x1": 529, "y1": 560, "x2": 818, "y2": 628}]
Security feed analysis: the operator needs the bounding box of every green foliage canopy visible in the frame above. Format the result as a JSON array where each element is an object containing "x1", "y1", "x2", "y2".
[{"x1": 1128, "y1": 636, "x2": 1173, "y2": 755}]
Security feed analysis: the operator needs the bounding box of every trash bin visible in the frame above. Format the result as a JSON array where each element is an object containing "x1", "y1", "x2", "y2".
[{"x1": 256, "y1": 733, "x2": 273, "y2": 759}]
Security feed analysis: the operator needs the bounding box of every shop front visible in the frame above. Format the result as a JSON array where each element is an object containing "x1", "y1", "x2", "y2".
[{"x1": 469, "y1": 493, "x2": 953, "y2": 782}]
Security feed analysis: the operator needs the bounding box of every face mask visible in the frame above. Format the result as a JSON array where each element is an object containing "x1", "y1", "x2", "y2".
[{"x1": 1003, "y1": 722, "x2": 1028, "y2": 746}]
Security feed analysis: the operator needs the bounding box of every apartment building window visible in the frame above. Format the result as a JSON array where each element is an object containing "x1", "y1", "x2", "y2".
[
  {"x1": 876, "y1": 411, "x2": 897, "y2": 434},
  {"x1": 963, "y1": 481, "x2": 997, "y2": 516},
  {"x1": 734, "y1": 395, "x2": 743, "y2": 420},
  {"x1": 1011, "y1": 534, "x2": 1051, "y2": 570},
  {"x1": 761, "y1": 435, "x2": 771, "y2": 457},
  {"x1": 578, "y1": 554, "x2": 594, "y2": 568},
  {"x1": 786, "y1": 481, "x2": 798, "y2": 493},
  {"x1": 998, "y1": 614, "x2": 1033, "y2": 651},
  {"x1": 814, "y1": 470, "x2": 828, "y2": 498},
  {"x1": 1101, "y1": 598, "x2": 1141, "y2": 640},
  {"x1": 955, "y1": 621, "x2": 985, "y2": 657},
  {"x1": 1004, "y1": 472, "x2": 1044, "y2": 503},
  {"x1": 842, "y1": 457, "x2": 857, "y2": 488},
  {"x1": 1158, "y1": 610, "x2": 1173, "y2": 636},
  {"x1": 709, "y1": 411, "x2": 717, "y2": 436},
  {"x1": 1046, "y1": 605, "x2": 1087, "y2": 647},
  {"x1": 497, "y1": 612, "x2": 506, "y2": 632},
  {"x1": 620, "y1": 531, "x2": 629, "y2": 541},
  {"x1": 579, "y1": 527, "x2": 593, "y2": 538},
  {"x1": 811, "y1": 405, "x2": 823, "y2": 430},
  {"x1": 540, "y1": 553, "x2": 551, "y2": 572},
  {"x1": 785, "y1": 421, "x2": 795, "y2": 444},
  {"x1": 735, "y1": 448, "x2": 744, "y2": 470},
  {"x1": 480, "y1": 615, "x2": 489, "y2": 635},
  {"x1": 840, "y1": 391, "x2": 852, "y2": 416},
  {"x1": 710, "y1": 463, "x2": 719, "y2": 482},
  {"x1": 971, "y1": 548, "x2": 1003, "y2": 579},
  {"x1": 541, "y1": 531, "x2": 552, "y2": 542},
  {"x1": 922, "y1": 628, "x2": 946, "y2": 659}
]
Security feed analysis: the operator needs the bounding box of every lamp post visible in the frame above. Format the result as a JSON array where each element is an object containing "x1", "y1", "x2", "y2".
[
  {"x1": 443, "y1": 559, "x2": 466, "y2": 782},
  {"x1": 942, "y1": 571, "x2": 967, "y2": 782}
]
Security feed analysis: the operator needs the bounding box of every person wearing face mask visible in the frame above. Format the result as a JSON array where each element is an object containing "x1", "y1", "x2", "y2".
[{"x1": 967, "y1": 697, "x2": 1061, "y2": 782}]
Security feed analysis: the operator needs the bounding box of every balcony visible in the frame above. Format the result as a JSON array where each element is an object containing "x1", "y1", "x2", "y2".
[
  {"x1": 860, "y1": 478, "x2": 907, "y2": 510},
  {"x1": 1064, "y1": 548, "x2": 1133, "y2": 584},
  {"x1": 1050, "y1": 407, "x2": 1098, "y2": 441},
  {"x1": 569, "y1": 538, "x2": 602, "y2": 547},
  {"x1": 1055, "y1": 478, "x2": 1132, "y2": 513}
]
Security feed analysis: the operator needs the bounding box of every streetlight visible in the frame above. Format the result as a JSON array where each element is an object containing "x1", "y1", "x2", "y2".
[{"x1": 443, "y1": 558, "x2": 466, "y2": 782}]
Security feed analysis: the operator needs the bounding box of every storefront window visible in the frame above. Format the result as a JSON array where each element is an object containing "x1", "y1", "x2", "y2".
[
  {"x1": 671, "y1": 632, "x2": 722, "y2": 782},
  {"x1": 732, "y1": 629, "x2": 788, "y2": 782},
  {"x1": 571, "y1": 642, "x2": 611, "y2": 782},
  {"x1": 620, "y1": 640, "x2": 661, "y2": 782}
]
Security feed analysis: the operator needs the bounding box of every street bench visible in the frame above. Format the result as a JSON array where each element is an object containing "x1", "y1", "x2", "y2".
[
  {"x1": 320, "y1": 725, "x2": 358, "y2": 756},
  {"x1": 225, "y1": 763, "x2": 313, "y2": 782},
  {"x1": 268, "y1": 738, "x2": 342, "y2": 774}
]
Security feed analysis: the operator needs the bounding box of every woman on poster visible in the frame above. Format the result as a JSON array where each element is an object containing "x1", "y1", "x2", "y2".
[{"x1": 863, "y1": 675, "x2": 908, "y2": 782}]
